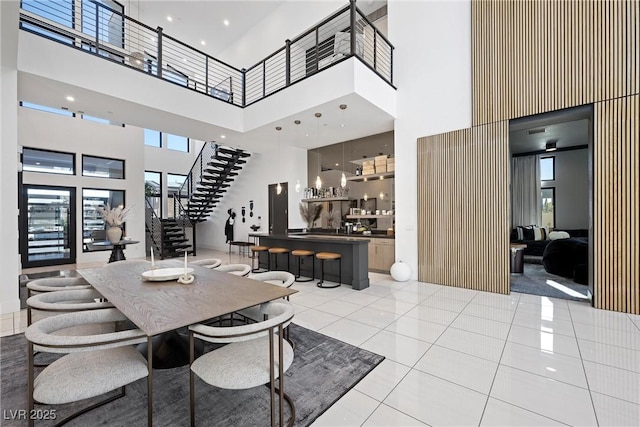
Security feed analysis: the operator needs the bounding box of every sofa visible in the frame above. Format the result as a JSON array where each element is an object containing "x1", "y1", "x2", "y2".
[
  {"x1": 542, "y1": 237, "x2": 589, "y2": 285},
  {"x1": 510, "y1": 227, "x2": 588, "y2": 257}
]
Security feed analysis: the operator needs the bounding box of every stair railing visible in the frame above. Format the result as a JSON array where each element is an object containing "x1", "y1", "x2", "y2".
[
  {"x1": 172, "y1": 196, "x2": 196, "y2": 256},
  {"x1": 145, "y1": 197, "x2": 164, "y2": 256},
  {"x1": 175, "y1": 141, "x2": 219, "y2": 213}
]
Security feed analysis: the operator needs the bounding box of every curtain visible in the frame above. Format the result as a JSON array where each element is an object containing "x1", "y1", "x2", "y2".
[{"x1": 511, "y1": 155, "x2": 541, "y2": 227}]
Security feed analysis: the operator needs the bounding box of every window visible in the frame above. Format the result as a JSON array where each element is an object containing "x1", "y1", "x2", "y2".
[
  {"x1": 166, "y1": 133, "x2": 189, "y2": 152},
  {"x1": 540, "y1": 156, "x2": 555, "y2": 181},
  {"x1": 82, "y1": 188, "x2": 124, "y2": 251},
  {"x1": 82, "y1": 155, "x2": 125, "y2": 179},
  {"x1": 541, "y1": 187, "x2": 555, "y2": 229},
  {"x1": 22, "y1": 148, "x2": 75, "y2": 175},
  {"x1": 145, "y1": 171, "x2": 162, "y2": 217},
  {"x1": 167, "y1": 173, "x2": 187, "y2": 218},
  {"x1": 20, "y1": 101, "x2": 74, "y2": 117},
  {"x1": 21, "y1": 0, "x2": 74, "y2": 29},
  {"x1": 144, "y1": 129, "x2": 161, "y2": 147}
]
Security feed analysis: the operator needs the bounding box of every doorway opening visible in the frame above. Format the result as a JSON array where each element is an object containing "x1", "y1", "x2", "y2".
[
  {"x1": 268, "y1": 183, "x2": 288, "y2": 235},
  {"x1": 508, "y1": 105, "x2": 593, "y2": 303},
  {"x1": 20, "y1": 185, "x2": 77, "y2": 268}
]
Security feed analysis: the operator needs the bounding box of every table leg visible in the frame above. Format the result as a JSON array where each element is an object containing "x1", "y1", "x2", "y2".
[{"x1": 137, "y1": 330, "x2": 204, "y2": 369}]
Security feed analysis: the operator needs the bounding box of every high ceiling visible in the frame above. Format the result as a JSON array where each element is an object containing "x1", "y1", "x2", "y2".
[{"x1": 17, "y1": 0, "x2": 393, "y2": 154}]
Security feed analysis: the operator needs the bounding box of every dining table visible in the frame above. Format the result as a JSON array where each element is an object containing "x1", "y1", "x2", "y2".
[{"x1": 77, "y1": 259, "x2": 297, "y2": 426}]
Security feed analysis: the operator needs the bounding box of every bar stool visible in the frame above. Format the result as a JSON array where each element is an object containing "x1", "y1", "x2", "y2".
[
  {"x1": 250, "y1": 245, "x2": 270, "y2": 272},
  {"x1": 268, "y1": 247, "x2": 290, "y2": 272},
  {"x1": 291, "y1": 249, "x2": 315, "y2": 282},
  {"x1": 316, "y1": 252, "x2": 342, "y2": 288}
]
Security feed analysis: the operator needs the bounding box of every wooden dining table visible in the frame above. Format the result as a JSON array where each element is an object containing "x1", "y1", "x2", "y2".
[{"x1": 77, "y1": 259, "x2": 297, "y2": 426}]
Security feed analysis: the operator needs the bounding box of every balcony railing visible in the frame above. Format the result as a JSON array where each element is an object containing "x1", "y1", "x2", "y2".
[{"x1": 19, "y1": 0, "x2": 394, "y2": 108}]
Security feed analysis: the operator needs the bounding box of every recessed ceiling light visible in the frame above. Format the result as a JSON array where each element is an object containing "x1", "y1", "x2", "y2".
[
  {"x1": 335, "y1": 163, "x2": 339, "y2": 166},
  {"x1": 223, "y1": 19, "x2": 230, "y2": 26},
  {"x1": 65, "y1": 96, "x2": 74, "y2": 102},
  {"x1": 182, "y1": 58, "x2": 188, "y2": 62},
  {"x1": 201, "y1": 40, "x2": 206, "y2": 46},
  {"x1": 167, "y1": 16, "x2": 173, "y2": 22},
  {"x1": 221, "y1": 135, "x2": 226, "y2": 139}
]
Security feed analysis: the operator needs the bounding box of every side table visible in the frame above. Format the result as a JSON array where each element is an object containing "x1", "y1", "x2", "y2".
[{"x1": 510, "y1": 243, "x2": 527, "y2": 274}]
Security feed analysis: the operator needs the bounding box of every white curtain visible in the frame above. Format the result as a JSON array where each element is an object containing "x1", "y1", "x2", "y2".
[{"x1": 511, "y1": 155, "x2": 541, "y2": 227}]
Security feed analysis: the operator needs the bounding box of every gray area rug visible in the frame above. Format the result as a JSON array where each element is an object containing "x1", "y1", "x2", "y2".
[
  {"x1": 511, "y1": 263, "x2": 591, "y2": 302},
  {"x1": 1, "y1": 323, "x2": 383, "y2": 426}
]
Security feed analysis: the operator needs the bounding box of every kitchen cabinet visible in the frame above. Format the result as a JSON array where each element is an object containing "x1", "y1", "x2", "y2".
[{"x1": 368, "y1": 238, "x2": 395, "y2": 272}]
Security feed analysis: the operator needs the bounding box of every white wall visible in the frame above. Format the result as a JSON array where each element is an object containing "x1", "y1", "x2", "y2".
[
  {"x1": 0, "y1": 0, "x2": 21, "y2": 314},
  {"x1": 19, "y1": 108, "x2": 147, "y2": 264},
  {"x1": 389, "y1": 0, "x2": 473, "y2": 280},
  {"x1": 197, "y1": 144, "x2": 307, "y2": 251},
  {"x1": 541, "y1": 149, "x2": 589, "y2": 230}
]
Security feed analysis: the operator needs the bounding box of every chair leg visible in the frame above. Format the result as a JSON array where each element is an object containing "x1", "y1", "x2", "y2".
[
  {"x1": 147, "y1": 336, "x2": 153, "y2": 427},
  {"x1": 190, "y1": 333, "x2": 196, "y2": 427}
]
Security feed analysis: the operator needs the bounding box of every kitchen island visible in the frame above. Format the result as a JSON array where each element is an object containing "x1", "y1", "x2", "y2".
[{"x1": 252, "y1": 233, "x2": 370, "y2": 290}]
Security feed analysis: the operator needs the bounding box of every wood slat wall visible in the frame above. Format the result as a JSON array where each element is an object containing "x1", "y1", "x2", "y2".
[
  {"x1": 472, "y1": 0, "x2": 639, "y2": 126},
  {"x1": 417, "y1": 122, "x2": 510, "y2": 294},
  {"x1": 594, "y1": 95, "x2": 640, "y2": 314}
]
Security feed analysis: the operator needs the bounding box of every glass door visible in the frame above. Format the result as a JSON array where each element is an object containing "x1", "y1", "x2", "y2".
[{"x1": 20, "y1": 185, "x2": 76, "y2": 268}]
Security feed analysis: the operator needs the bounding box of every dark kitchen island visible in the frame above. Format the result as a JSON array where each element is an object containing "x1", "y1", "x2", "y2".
[{"x1": 252, "y1": 233, "x2": 370, "y2": 290}]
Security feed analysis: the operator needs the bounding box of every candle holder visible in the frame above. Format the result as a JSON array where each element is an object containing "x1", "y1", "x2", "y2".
[{"x1": 177, "y1": 273, "x2": 195, "y2": 284}]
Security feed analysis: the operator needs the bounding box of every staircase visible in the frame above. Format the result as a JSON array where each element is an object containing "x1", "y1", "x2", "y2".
[{"x1": 145, "y1": 143, "x2": 250, "y2": 258}]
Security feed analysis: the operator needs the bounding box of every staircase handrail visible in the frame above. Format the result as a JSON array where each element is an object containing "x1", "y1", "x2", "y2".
[{"x1": 145, "y1": 197, "x2": 163, "y2": 254}]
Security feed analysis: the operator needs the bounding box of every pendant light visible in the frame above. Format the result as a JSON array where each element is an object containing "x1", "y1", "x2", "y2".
[
  {"x1": 339, "y1": 104, "x2": 347, "y2": 188},
  {"x1": 315, "y1": 112, "x2": 322, "y2": 190},
  {"x1": 294, "y1": 120, "x2": 302, "y2": 192},
  {"x1": 276, "y1": 126, "x2": 282, "y2": 195}
]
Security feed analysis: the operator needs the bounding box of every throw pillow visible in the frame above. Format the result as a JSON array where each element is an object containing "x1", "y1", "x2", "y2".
[
  {"x1": 522, "y1": 227, "x2": 535, "y2": 240},
  {"x1": 533, "y1": 227, "x2": 543, "y2": 241},
  {"x1": 549, "y1": 231, "x2": 570, "y2": 240}
]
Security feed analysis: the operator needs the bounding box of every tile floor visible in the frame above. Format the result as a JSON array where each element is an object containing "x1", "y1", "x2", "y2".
[{"x1": 5, "y1": 249, "x2": 640, "y2": 426}]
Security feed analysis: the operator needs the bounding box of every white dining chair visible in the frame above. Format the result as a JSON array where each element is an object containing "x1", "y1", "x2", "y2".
[
  {"x1": 215, "y1": 263, "x2": 251, "y2": 276},
  {"x1": 190, "y1": 258, "x2": 223, "y2": 269},
  {"x1": 25, "y1": 308, "x2": 151, "y2": 426},
  {"x1": 189, "y1": 300, "x2": 295, "y2": 427}
]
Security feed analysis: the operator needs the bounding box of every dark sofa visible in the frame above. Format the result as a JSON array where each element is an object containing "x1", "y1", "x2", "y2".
[
  {"x1": 542, "y1": 237, "x2": 589, "y2": 285},
  {"x1": 510, "y1": 228, "x2": 588, "y2": 257}
]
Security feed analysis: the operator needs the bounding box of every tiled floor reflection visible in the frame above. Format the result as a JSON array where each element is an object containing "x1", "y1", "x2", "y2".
[{"x1": 9, "y1": 249, "x2": 640, "y2": 425}]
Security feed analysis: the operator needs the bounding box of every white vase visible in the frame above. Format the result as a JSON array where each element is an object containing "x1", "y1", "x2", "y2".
[{"x1": 106, "y1": 226, "x2": 122, "y2": 244}]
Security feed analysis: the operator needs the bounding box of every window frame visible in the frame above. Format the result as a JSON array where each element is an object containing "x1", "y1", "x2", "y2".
[
  {"x1": 82, "y1": 154, "x2": 125, "y2": 179},
  {"x1": 81, "y1": 187, "x2": 126, "y2": 252},
  {"x1": 22, "y1": 147, "x2": 76, "y2": 176},
  {"x1": 540, "y1": 156, "x2": 555, "y2": 181},
  {"x1": 541, "y1": 186, "x2": 556, "y2": 229}
]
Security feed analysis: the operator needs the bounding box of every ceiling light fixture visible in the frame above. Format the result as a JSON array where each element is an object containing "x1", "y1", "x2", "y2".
[
  {"x1": 200, "y1": 40, "x2": 206, "y2": 46},
  {"x1": 339, "y1": 104, "x2": 347, "y2": 189},
  {"x1": 166, "y1": 16, "x2": 173, "y2": 22},
  {"x1": 223, "y1": 19, "x2": 230, "y2": 26},
  {"x1": 65, "y1": 96, "x2": 74, "y2": 102},
  {"x1": 276, "y1": 126, "x2": 282, "y2": 195},
  {"x1": 315, "y1": 113, "x2": 322, "y2": 190},
  {"x1": 545, "y1": 141, "x2": 557, "y2": 152},
  {"x1": 294, "y1": 119, "x2": 302, "y2": 192}
]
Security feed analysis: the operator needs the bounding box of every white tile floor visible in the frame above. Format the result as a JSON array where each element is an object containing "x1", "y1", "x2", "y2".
[{"x1": 7, "y1": 249, "x2": 640, "y2": 426}]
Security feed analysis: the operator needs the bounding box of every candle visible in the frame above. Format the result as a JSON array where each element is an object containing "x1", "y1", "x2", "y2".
[
  {"x1": 184, "y1": 251, "x2": 188, "y2": 276},
  {"x1": 150, "y1": 247, "x2": 155, "y2": 268}
]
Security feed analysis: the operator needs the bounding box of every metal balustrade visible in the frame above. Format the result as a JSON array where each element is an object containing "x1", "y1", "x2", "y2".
[{"x1": 19, "y1": 0, "x2": 394, "y2": 108}]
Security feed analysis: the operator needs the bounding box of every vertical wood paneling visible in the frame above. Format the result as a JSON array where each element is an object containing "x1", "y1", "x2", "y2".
[
  {"x1": 594, "y1": 95, "x2": 640, "y2": 315},
  {"x1": 471, "y1": 0, "x2": 639, "y2": 126},
  {"x1": 417, "y1": 122, "x2": 510, "y2": 294}
]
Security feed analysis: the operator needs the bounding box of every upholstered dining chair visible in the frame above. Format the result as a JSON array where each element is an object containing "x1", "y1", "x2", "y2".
[
  {"x1": 26, "y1": 276, "x2": 91, "y2": 297},
  {"x1": 214, "y1": 263, "x2": 251, "y2": 276},
  {"x1": 25, "y1": 308, "x2": 150, "y2": 426},
  {"x1": 189, "y1": 300, "x2": 296, "y2": 427},
  {"x1": 190, "y1": 258, "x2": 223, "y2": 269}
]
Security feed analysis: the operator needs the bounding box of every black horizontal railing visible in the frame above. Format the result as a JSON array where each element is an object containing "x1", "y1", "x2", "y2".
[{"x1": 19, "y1": 0, "x2": 393, "y2": 108}]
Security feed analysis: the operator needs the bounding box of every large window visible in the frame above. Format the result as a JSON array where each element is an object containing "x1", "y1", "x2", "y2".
[
  {"x1": 145, "y1": 171, "x2": 162, "y2": 217},
  {"x1": 540, "y1": 156, "x2": 555, "y2": 181},
  {"x1": 541, "y1": 187, "x2": 555, "y2": 229},
  {"x1": 82, "y1": 188, "x2": 124, "y2": 251},
  {"x1": 166, "y1": 133, "x2": 189, "y2": 152},
  {"x1": 167, "y1": 173, "x2": 187, "y2": 218},
  {"x1": 21, "y1": 101, "x2": 74, "y2": 117},
  {"x1": 82, "y1": 155, "x2": 125, "y2": 179},
  {"x1": 22, "y1": 148, "x2": 75, "y2": 175}
]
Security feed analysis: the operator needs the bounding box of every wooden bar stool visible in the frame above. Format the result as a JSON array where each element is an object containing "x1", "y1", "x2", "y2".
[
  {"x1": 250, "y1": 245, "x2": 269, "y2": 272},
  {"x1": 268, "y1": 247, "x2": 290, "y2": 272},
  {"x1": 316, "y1": 252, "x2": 341, "y2": 288},
  {"x1": 291, "y1": 249, "x2": 315, "y2": 282}
]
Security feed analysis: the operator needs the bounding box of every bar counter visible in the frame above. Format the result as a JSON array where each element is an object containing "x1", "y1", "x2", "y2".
[{"x1": 252, "y1": 233, "x2": 370, "y2": 290}]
